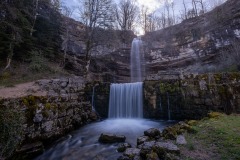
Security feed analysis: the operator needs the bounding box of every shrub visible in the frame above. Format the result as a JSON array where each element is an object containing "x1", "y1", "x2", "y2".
[{"x1": 0, "y1": 104, "x2": 25, "y2": 159}]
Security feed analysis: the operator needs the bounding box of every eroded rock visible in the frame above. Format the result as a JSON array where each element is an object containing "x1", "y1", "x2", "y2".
[
  {"x1": 98, "y1": 133, "x2": 126, "y2": 143},
  {"x1": 118, "y1": 143, "x2": 132, "y2": 152},
  {"x1": 123, "y1": 148, "x2": 141, "y2": 158},
  {"x1": 154, "y1": 142, "x2": 180, "y2": 155},
  {"x1": 144, "y1": 128, "x2": 161, "y2": 138},
  {"x1": 137, "y1": 136, "x2": 150, "y2": 145},
  {"x1": 176, "y1": 135, "x2": 187, "y2": 145}
]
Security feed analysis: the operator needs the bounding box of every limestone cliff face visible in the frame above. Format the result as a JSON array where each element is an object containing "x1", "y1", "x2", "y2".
[
  {"x1": 61, "y1": 18, "x2": 135, "y2": 80},
  {"x1": 143, "y1": 0, "x2": 240, "y2": 78},
  {"x1": 63, "y1": 0, "x2": 240, "y2": 82}
]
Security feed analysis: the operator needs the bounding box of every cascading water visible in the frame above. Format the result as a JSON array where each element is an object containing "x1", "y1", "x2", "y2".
[
  {"x1": 36, "y1": 38, "x2": 176, "y2": 160},
  {"x1": 131, "y1": 38, "x2": 144, "y2": 82},
  {"x1": 108, "y1": 38, "x2": 145, "y2": 118},
  {"x1": 108, "y1": 82, "x2": 143, "y2": 118}
]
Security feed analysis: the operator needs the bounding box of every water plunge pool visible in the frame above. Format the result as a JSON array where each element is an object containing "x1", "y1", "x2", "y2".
[{"x1": 36, "y1": 119, "x2": 175, "y2": 160}]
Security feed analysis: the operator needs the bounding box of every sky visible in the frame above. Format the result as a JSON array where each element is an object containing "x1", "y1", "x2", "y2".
[{"x1": 61, "y1": 0, "x2": 226, "y2": 34}]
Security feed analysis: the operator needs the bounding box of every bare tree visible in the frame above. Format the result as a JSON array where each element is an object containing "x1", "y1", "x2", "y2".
[
  {"x1": 171, "y1": 2, "x2": 175, "y2": 25},
  {"x1": 182, "y1": 0, "x2": 187, "y2": 20},
  {"x1": 115, "y1": 0, "x2": 138, "y2": 31},
  {"x1": 61, "y1": 5, "x2": 75, "y2": 67},
  {"x1": 78, "y1": 0, "x2": 114, "y2": 73},
  {"x1": 192, "y1": 0, "x2": 198, "y2": 17},
  {"x1": 164, "y1": 0, "x2": 171, "y2": 26},
  {"x1": 139, "y1": 5, "x2": 149, "y2": 33},
  {"x1": 30, "y1": 0, "x2": 39, "y2": 36}
]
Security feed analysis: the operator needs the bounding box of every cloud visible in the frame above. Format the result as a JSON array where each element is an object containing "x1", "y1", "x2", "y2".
[{"x1": 137, "y1": 0, "x2": 162, "y2": 13}]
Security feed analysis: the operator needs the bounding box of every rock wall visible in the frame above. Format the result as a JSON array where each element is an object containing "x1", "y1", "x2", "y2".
[
  {"x1": 142, "y1": 0, "x2": 240, "y2": 75},
  {"x1": 89, "y1": 72, "x2": 240, "y2": 120},
  {"x1": 144, "y1": 72, "x2": 240, "y2": 120},
  {"x1": 0, "y1": 77, "x2": 98, "y2": 159}
]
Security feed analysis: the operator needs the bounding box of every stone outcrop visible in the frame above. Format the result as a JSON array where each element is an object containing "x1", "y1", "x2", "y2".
[
  {"x1": 89, "y1": 72, "x2": 240, "y2": 120},
  {"x1": 118, "y1": 127, "x2": 182, "y2": 160},
  {"x1": 144, "y1": 72, "x2": 240, "y2": 120},
  {"x1": 0, "y1": 77, "x2": 98, "y2": 159},
  {"x1": 59, "y1": 0, "x2": 240, "y2": 83},
  {"x1": 143, "y1": 0, "x2": 240, "y2": 75}
]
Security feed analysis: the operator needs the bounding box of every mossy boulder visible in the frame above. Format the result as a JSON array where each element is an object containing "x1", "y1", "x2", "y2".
[
  {"x1": 146, "y1": 151, "x2": 159, "y2": 160},
  {"x1": 123, "y1": 148, "x2": 141, "y2": 159},
  {"x1": 144, "y1": 128, "x2": 161, "y2": 139},
  {"x1": 208, "y1": 112, "x2": 222, "y2": 118},
  {"x1": 187, "y1": 120, "x2": 198, "y2": 126},
  {"x1": 98, "y1": 133, "x2": 126, "y2": 143},
  {"x1": 118, "y1": 143, "x2": 132, "y2": 152}
]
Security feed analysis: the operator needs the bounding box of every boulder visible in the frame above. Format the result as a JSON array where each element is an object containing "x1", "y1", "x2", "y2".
[
  {"x1": 144, "y1": 128, "x2": 161, "y2": 138},
  {"x1": 154, "y1": 142, "x2": 180, "y2": 155},
  {"x1": 139, "y1": 141, "x2": 156, "y2": 158},
  {"x1": 162, "y1": 127, "x2": 178, "y2": 140},
  {"x1": 118, "y1": 143, "x2": 132, "y2": 152},
  {"x1": 98, "y1": 133, "x2": 126, "y2": 143},
  {"x1": 146, "y1": 151, "x2": 159, "y2": 160},
  {"x1": 176, "y1": 135, "x2": 187, "y2": 145},
  {"x1": 123, "y1": 148, "x2": 141, "y2": 158},
  {"x1": 15, "y1": 142, "x2": 44, "y2": 159},
  {"x1": 137, "y1": 136, "x2": 150, "y2": 145}
]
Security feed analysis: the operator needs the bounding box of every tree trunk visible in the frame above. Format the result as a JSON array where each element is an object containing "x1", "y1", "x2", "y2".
[{"x1": 4, "y1": 42, "x2": 13, "y2": 70}]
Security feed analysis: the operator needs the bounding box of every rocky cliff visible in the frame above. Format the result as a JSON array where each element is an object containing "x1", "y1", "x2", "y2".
[
  {"x1": 143, "y1": 0, "x2": 240, "y2": 77},
  {"x1": 62, "y1": 0, "x2": 240, "y2": 83},
  {"x1": 0, "y1": 77, "x2": 98, "y2": 159}
]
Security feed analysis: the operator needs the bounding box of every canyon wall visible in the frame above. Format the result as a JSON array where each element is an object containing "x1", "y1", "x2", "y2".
[{"x1": 0, "y1": 77, "x2": 98, "y2": 159}]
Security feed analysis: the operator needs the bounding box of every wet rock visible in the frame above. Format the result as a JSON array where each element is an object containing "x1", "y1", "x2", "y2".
[
  {"x1": 137, "y1": 136, "x2": 150, "y2": 145},
  {"x1": 98, "y1": 133, "x2": 126, "y2": 143},
  {"x1": 139, "y1": 141, "x2": 156, "y2": 158},
  {"x1": 33, "y1": 113, "x2": 43, "y2": 123},
  {"x1": 144, "y1": 128, "x2": 161, "y2": 138},
  {"x1": 118, "y1": 143, "x2": 132, "y2": 152},
  {"x1": 176, "y1": 135, "x2": 187, "y2": 145},
  {"x1": 123, "y1": 148, "x2": 141, "y2": 158},
  {"x1": 165, "y1": 153, "x2": 180, "y2": 160},
  {"x1": 16, "y1": 142, "x2": 44, "y2": 159},
  {"x1": 154, "y1": 142, "x2": 180, "y2": 155},
  {"x1": 162, "y1": 127, "x2": 177, "y2": 140},
  {"x1": 42, "y1": 121, "x2": 54, "y2": 132},
  {"x1": 146, "y1": 151, "x2": 159, "y2": 160},
  {"x1": 89, "y1": 112, "x2": 98, "y2": 121},
  {"x1": 118, "y1": 156, "x2": 131, "y2": 160}
]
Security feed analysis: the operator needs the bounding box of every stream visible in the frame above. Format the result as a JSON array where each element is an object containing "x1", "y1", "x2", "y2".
[{"x1": 36, "y1": 119, "x2": 175, "y2": 160}]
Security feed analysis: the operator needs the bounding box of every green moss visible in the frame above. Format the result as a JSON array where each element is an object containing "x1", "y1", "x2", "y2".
[
  {"x1": 208, "y1": 112, "x2": 222, "y2": 119},
  {"x1": 187, "y1": 120, "x2": 198, "y2": 126}
]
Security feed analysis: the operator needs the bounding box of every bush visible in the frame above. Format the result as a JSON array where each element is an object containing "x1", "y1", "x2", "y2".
[
  {"x1": 29, "y1": 51, "x2": 50, "y2": 73},
  {"x1": 0, "y1": 104, "x2": 25, "y2": 159}
]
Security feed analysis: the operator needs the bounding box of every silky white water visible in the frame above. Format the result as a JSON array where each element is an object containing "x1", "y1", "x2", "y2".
[
  {"x1": 108, "y1": 82, "x2": 143, "y2": 118},
  {"x1": 131, "y1": 38, "x2": 144, "y2": 82}
]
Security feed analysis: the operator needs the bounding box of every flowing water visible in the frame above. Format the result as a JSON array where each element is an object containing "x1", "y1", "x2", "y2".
[
  {"x1": 36, "y1": 119, "x2": 175, "y2": 160},
  {"x1": 36, "y1": 38, "x2": 174, "y2": 160},
  {"x1": 131, "y1": 38, "x2": 144, "y2": 82},
  {"x1": 108, "y1": 82, "x2": 143, "y2": 118}
]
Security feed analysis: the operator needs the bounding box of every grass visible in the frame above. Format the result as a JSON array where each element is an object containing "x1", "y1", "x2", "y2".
[
  {"x1": 180, "y1": 114, "x2": 240, "y2": 160},
  {"x1": 0, "y1": 60, "x2": 70, "y2": 87}
]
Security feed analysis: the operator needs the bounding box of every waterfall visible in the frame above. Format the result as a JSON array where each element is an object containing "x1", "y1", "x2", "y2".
[
  {"x1": 131, "y1": 38, "x2": 144, "y2": 82},
  {"x1": 91, "y1": 86, "x2": 95, "y2": 111},
  {"x1": 167, "y1": 92, "x2": 171, "y2": 121},
  {"x1": 108, "y1": 38, "x2": 144, "y2": 119},
  {"x1": 108, "y1": 82, "x2": 143, "y2": 118}
]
